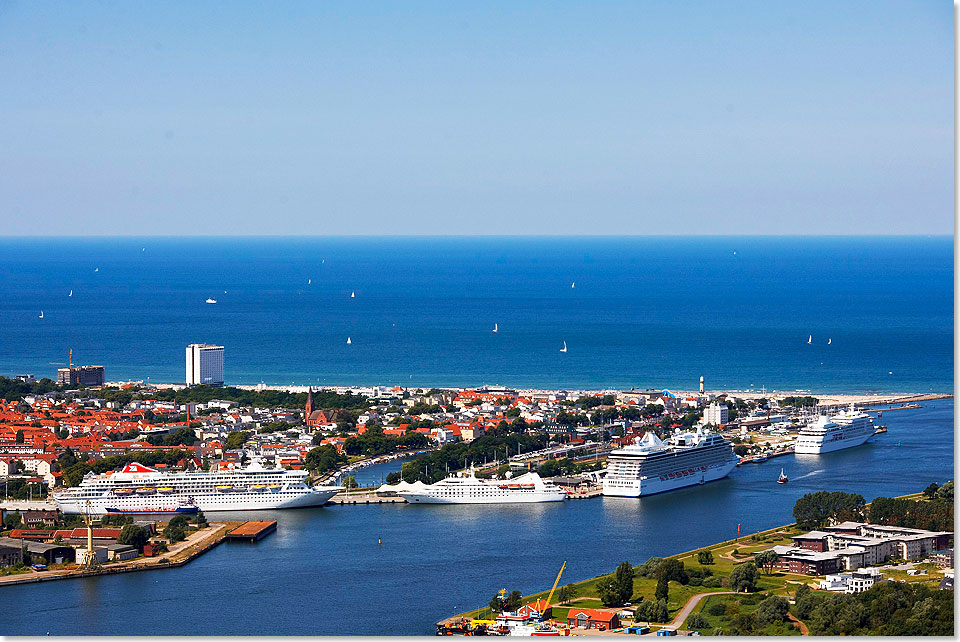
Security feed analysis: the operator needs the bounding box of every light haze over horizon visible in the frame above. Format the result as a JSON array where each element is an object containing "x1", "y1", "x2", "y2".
[{"x1": 0, "y1": 2, "x2": 952, "y2": 236}]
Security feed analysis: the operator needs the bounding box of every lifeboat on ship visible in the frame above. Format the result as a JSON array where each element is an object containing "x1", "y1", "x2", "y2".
[
  {"x1": 114, "y1": 487, "x2": 134, "y2": 496},
  {"x1": 158, "y1": 487, "x2": 175, "y2": 494},
  {"x1": 215, "y1": 485, "x2": 233, "y2": 492},
  {"x1": 136, "y1": 487, "x2": 156, "y2": 495},
  {"x1": 251, "y1": 484, "x2": 267, "y2": 492}
]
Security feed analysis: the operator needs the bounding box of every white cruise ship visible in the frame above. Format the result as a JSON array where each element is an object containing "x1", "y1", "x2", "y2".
[
  {"x1": 394, "y1": 470, "x2": 566, "y2": 504},
  {"x1": 53, "y1": 461, "x2": 342, "y2": 515},
  {"x1": 794, "y1": 406, "x2": 875, "y2": 454},
  {"x1": 602, "y1": 428, "x2": 739, "y2": 497}
]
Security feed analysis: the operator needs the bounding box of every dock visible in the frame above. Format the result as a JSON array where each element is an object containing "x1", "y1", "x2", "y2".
[
  {"x1": 226, "y1": 520, "x2": 277, "y2": 542},
  {"x1": 328, "y1": 493, "x2": 407, "y2": 505}
]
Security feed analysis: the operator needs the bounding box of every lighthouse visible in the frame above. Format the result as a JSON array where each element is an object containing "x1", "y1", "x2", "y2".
[{"x1": 699, "y1": 376, "x2": 704, "y2": 394}]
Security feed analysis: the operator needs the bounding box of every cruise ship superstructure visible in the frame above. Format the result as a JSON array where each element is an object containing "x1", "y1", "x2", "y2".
[
  {"x1": 395, "y1": 470, "x2": 566, "y2": 504},
  {"x1": 602, "y1": 427, "x2": 739, "y2": 497},
  {"x1": 53, "y1": 461, "x2": 342, "y2": 515},
  {"x1": 794, "y1": 405, "x2": 875, "y2": 454}
]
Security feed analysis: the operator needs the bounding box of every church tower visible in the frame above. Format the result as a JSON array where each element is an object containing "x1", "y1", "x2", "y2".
[{"x1": 305, "y1": 387, "x2": 314, "y2": 422}]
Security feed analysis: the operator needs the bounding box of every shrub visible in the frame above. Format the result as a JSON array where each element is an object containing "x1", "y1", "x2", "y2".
[
  {"x1": 702, "y1": 576, "x2": 722, "y2": 588},
  {"x1": 706, "y1": 601, "x2": 726, "y2": 617},
  {"x1": 686, "y1": 613, "x2": 709, "y2": 629}
]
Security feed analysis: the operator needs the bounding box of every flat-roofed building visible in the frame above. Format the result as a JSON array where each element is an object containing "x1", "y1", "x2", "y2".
[
  {"x1": 186, "y1": 344, "x2": 224, "y2": 386},
  {"x1": 57, "y1": 365, "x2": 105, "y2": 386}
]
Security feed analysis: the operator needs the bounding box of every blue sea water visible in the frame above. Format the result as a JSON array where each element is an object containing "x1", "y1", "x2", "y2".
[
  {"x1": 0, "y1": 400, "x2": 953, "y2": 636},
  {"x1": 0, "y1": 236, "x2": 953, "y2": 392}
]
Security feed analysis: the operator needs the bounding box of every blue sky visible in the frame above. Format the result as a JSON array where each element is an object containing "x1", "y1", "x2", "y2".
[{"x1": 0, "y1": 1, "x2": 952, "y2": 235}]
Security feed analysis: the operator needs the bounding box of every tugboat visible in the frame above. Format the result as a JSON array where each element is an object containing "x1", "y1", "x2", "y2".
[{"x1": 777, "y1": 468, "x2": 789, "y2": 484}]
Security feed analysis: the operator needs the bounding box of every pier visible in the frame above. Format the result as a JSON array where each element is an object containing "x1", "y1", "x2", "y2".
[{"x1": 226, "y1": 520, "x2": 277, "y2": 542}]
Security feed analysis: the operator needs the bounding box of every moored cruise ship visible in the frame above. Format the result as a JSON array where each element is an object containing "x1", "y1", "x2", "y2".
[
  {"x1": 794, "y1": 405, "x2": 875, "y2": 454},
  {"x1": 54, "y1": 461, "x2": 342, "y2": 515},
  {"x1": 602, "y1": 427, "x2": 739, "y2": 497},
  {"x1": 395, "y1": 470, "x2": 566, "y2": 504}
]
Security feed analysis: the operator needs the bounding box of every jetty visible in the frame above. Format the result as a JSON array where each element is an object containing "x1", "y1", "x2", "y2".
[{"x1": 328, "y1": 492, "x2": 406, "y2": 505}]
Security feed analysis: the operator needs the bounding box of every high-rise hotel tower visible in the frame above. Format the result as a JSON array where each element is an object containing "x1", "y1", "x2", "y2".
[{"x1": 185, "y1": 344, "x2": 224, "y2": 386}]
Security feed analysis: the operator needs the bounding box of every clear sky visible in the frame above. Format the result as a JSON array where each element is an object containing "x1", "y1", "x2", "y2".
[{"x1": 0, "y1": 1, "x2": 952, "y2": 235}]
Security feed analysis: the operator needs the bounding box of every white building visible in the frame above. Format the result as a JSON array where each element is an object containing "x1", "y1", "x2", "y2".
[
  {"x1": 186, "y1": 344, "x2": 224, "y2": 386},
  {"x1": 819, "y1": 570, "x2": 881, "y2": 593},
  {"x1": 703, "y1": 402, "x2": 729, "y2": 426}
]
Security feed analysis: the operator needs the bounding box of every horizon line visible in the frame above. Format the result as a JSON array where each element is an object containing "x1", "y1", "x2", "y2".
[{"x1": 0, "y1": 233, "x2": 953, "y2": 239}]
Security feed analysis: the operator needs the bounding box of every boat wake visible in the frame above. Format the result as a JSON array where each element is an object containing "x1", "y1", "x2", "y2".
[{"x1": 792, "y1": 470, "x2": 824, "y2": 480}]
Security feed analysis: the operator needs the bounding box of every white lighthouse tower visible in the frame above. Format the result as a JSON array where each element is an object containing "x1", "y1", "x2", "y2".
[{"x1": 699, "y1": 376, "x2": 704, "y2": 394}]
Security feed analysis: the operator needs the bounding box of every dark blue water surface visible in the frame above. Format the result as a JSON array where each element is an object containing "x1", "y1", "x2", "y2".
[
  {"x1": 0, "y1": 236, "x2": 953, "y2": 392},
  {"x1": 0, "y1": 400, "x2": 952, "y2": 636}
]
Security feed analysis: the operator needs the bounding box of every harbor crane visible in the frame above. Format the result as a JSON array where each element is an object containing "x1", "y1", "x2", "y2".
[{"x1": 79, "y1": 500, "x2": 100, "y2": 569}]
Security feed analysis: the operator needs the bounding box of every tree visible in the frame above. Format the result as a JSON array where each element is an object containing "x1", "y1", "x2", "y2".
[
  {"x1": 4, "y1": 512, "x2": 22, "y2": 529},
  {"x1": 657, "y1": 558, "x2": 688, "y2": 584},
  {"x1": 504, "y1": 590, "x2": 522, "y2": 612},
  {"x1": 385, "y1": 472, "x2": 401, "y2": 484},
  {"x1": 935, "y1": 480, "x2": 953, "y2": 501},
  {"x1": 923, "y1": 482, "x2": 940, "y2": 499},
  {"x1": 697, "y1": 550, "x2": 714, "y2": 565},
  {"x1": 793, "y1": 491, "x2": 865, "y2": 529},
  {"x1": 194, "y1": 510, "x2": 208, "y2": 527},
  {"x1": 733, "y1": 445, "x2": 749, "y2": 457},
  {"x1": 686, "y1": 613, "x2": 709, "y2": 630},
  {"x1": 224, "y1": 430, "x2": 250, "y2": 450},
  {"x1": 635, "y1": 598, "x2": 669, "y2": 623},
  {"x1": 614, "y1": 561, "x2": 634, "y2": 603},
  {"x1": 729, "y1": 561, "x2": 759, "y2": 592},
  {"x1": 489, "y1": 594, "x2": 505, "y2": 613},
  {"x1": 654, "y1": 574, "x2": 669, "y2": 601},
  {"x1": 754, "y1": 549, "x2": 779, "y2": 575},
  {"x1": 342, "y1": 475, "x2": 358, "y2": 489},
  {"x1": 117, "y1": 524, "x2": 149, "y2": 551},
  {"x1": 794, "y1": 583, "x2": 811, "y2": 602},
  {"x1": 754, "y1": 595, "x2": 789, "y2": 626},
  {"x1": 635, "y1": 557, "x2": 663, "y2": 578},
  {"x1": 557, "y1": 583, "x2": 578, "y2": 605}
]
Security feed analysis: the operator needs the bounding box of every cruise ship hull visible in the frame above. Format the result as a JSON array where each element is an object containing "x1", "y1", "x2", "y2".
[
  {"x1": 55, "y1": 487, "x2": 341, "y2": 515},
  {"x1": 602, "y1": 458, "x2": 738, "y2": 498},
  {"x1": 794, "y1": 431, "x2": 874, "y2": 455},
  {"x1": 400, "y1": 491, "x2": 566, "y2": 504}
]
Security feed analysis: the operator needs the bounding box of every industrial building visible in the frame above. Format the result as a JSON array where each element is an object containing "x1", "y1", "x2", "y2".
[{"x1": 186, "y1": 343, "x2": 224, "y2": 386}]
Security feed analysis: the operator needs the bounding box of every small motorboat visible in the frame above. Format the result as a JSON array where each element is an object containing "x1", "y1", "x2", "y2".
[
  {"x1": 777, "y1": 468, "x2": 788, "y2": 484},
  {"x1": 205, "y1": 298, "x2": 217, "y2": 304}
]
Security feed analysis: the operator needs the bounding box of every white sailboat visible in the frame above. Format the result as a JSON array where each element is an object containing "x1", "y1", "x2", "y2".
[
  {"x1": 560, "y1": 341, "x2": 567, "y2": 353},
  {"x1": 350, "y1": 291, "x2": 355, "y2": 298},
  {"x1": 308, "y1": 279, "x2": 311, "y2": 285},
  {"x1": 346, "y1": 337, "x2": 352, "y2": 345},
  {"x1": 807, "y1": 335, "x2": 812, "y2": 344},
  {"x1": 206, "y1": 298, "x2": 217, "y2": 304},
  {"x1": 94, "y1": 267, "x2": 99, "y2": 272},
  {"x1": 827, "y1": 338, "x2": 832, "y2": 345},
  {"x1": 38, "y1": 310, "x2": 44, "y2": 319},
  {"x1": 492, "y1": 323, "x2": 498, "y2": 333},
  {"x1": 571, "y1": 282, "x2": 575, "y2": 289},
  {"x1": 68, "y1": 290, "x2": 73, "y2": 297}
]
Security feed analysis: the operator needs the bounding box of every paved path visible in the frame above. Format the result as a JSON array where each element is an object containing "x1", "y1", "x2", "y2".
[{"x1": 661, "y1": 591, "x2": 737, "y2": 630}]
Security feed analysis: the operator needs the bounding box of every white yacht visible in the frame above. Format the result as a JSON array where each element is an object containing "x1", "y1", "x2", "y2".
[
  {"x1": 602, "y1": 428, "x2": 739, "y2": 497},
  {"x1": 795, "y1": 405, "x2": 875, "y2": 454},
  {"x1": 394, "y1": 470, "x2": 566, "y2": 504},
  {"x1": 53, "y1": 461, "x2": 342, "y2": 515}
]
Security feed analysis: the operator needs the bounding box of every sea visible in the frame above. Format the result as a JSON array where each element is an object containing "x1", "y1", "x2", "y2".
[
  {"x1": 0, "y1": 400, "x2": 953, "y2": 636},
  {"x1": 0, "y1": 236, "x2": 954, "y2": 635},
  {"x1": 0, "y1": 236, "x2": 953, "y2": 393}
]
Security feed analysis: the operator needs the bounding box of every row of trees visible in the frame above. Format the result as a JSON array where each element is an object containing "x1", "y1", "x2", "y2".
[
  {"x1": 304, "y1": 445, "x2": 348, "y2": 475},
  {"x1": 399, "y1": 433, "x2": 549, "y2": 484},
  {"x1": 794, "y1": 580, "x2": 952, "y2": 635},
  {"x1": 341, "y1": 425, "x2": 430, "y2": 457},
  {"x1": 868, "y1": 488, "x2": 953, "y2": 532},
  {"x1": 0, "y1": 376, "x2": 78, "y2": 402},
  {"x1": 150, "y1": 385, "x2": 370, "y2": 410},
  {"x1": 792, "y1": 491, "x2": 865, "y2": 529}
]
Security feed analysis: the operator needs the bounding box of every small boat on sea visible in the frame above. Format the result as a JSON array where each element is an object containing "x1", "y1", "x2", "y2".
[
  {"x1": 807, "y1": 335, "x2": 812, "y2": 344},
  {"x1": 206, "y1": 298, "x2": 217, "y2": 304},
  {"x1": 38, "y1": 311, "x2": 44, "y2": 319},
  {"x1": 493, "y1": 323, "x2": 498, "y2": 333},
  {"x1": 777, "y1": 468, "x2": 788, "y2": 484},
  {"x1": 350, "y1": 291, "x2": 355, "y2": 298},
  {"x1": 346, "y1": 337, "x2": 352, "y2": 344},
  {"x1": 753, "y1": 455, "x2": 768, "y2": 463},
  {"x1": 560, "y1": 341, "x2": 567, "y2": 353}
]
